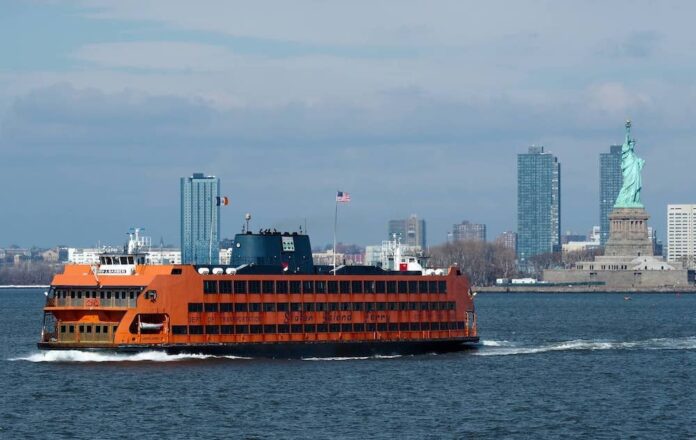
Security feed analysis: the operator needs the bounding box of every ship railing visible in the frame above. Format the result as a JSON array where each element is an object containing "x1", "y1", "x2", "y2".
[{"x1": 52, "y1": 297, "x2": 137, "y2": 308}]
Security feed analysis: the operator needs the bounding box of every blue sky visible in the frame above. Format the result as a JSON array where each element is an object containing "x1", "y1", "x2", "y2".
[{"x1": 2, "y1": 0, "x2": 696, "y2": 248}]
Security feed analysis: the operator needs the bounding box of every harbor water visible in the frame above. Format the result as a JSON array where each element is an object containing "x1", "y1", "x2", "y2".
[{"x1": 2, "y1": 288, "x2": 695, "y2": 439}]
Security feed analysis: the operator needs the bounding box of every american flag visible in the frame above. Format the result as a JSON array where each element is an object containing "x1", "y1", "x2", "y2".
[{"x1": 336, "y1": 191, "x2": 351, "y2": 203}]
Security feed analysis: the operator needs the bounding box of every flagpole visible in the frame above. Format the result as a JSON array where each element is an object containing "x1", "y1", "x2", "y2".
[
  {"x1": 333, "y1": 193, "x2": 338, "y2": 275},
  {"x1": 209, "y1": 195, "x2": 214, "y2": 265}
]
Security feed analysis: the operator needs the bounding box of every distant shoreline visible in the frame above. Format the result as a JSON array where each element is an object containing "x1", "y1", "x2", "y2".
[
  {"x1": 0, "y1": 285, "x2": 49, "y2": 289},
  {"x1": 475, "y1": 285, "x2": 696, "y2": 294}
]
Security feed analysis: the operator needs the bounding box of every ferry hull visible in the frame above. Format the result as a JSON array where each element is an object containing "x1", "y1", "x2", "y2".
[{"x1": 38, "y1": 337, "x2": 479, "y2": 358}]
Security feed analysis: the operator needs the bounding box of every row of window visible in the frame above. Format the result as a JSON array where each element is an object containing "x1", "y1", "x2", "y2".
[
  {"x1": 172, "y1": 321, "x2": 467, "y2": 335},
  {"x1": 189, "y1": 301, "x2": 457, "y2": 313},
  {"x1": 203, "y1": 279, "x2": 448, "y2": 295},
  {"x1": 54, "y1": 290, "x2": 136, "y2": 300},
  {"x1": 60, "y1": 324, "x2": 117, "y2": 334}
]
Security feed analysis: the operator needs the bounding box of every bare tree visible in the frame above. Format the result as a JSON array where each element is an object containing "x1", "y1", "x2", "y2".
[{"x1": 429, "y1": 240, "x2": 517, "y2": 286}]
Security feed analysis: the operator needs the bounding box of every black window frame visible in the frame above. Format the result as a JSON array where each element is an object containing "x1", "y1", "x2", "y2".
[{"x1": 203, "y1": 280, "x2": 218, "y2": 294}]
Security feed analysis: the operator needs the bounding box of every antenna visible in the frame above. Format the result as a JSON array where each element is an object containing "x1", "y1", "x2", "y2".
[{"x1": 245, "y1": 213, "x2": 252, "y2": 232}]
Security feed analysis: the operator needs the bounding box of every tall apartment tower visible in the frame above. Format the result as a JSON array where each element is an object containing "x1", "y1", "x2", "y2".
[
  {"x1": 600, "y1": 145, "x2": 623, "y2": 245},
  {"x1": 388, "y1": 215, "x2": 426, "y2": 249},
  {"x1": 452, "y1": 221, "x2": 487, "y2": 242},
  {"x1": 181, "y1": 173, "x2": 221, "y2": 264},
  {"x1": 667, "y1": 204, "x2": 696, "y2": 265},
  {"x1": 517, "y1": 146, "x2": 561, "y2": 265}
]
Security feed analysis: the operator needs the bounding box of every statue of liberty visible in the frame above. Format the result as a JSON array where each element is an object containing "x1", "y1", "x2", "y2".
[{"x1": 614, "y1": 120, "x2": 645, "y2": 208}]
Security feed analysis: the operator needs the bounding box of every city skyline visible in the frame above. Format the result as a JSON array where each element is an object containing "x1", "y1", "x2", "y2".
[{"x1": 3, "y1": 2, "x2": 696, "y2": 248}]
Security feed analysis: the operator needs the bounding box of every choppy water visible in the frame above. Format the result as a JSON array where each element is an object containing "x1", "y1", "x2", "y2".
[{"x1": 2, "y1": 289, "x2": 695, "y2": 439}]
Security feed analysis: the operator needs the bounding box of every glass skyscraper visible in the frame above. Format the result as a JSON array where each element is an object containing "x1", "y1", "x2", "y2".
[
  {"x1": 517, "y1": 146, "x2": 561, "y2": 266},
  {"x1": 181, "y1": 173, "x2": 221, "y2": 264},
  {"x1": 599, "y1": 145, "x2": 622, "y2": 245}
]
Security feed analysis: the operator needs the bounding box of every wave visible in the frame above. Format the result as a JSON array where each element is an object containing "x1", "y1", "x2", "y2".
[
  {"x1": 301, "y1": 354, "x2": 402, "y2": 361},
  {"x1": 10, "y1": 350, "x2": 251, "y2": 363},
  {"x1": 474, "y1": 336, "x2": 696, "y2": 357}
]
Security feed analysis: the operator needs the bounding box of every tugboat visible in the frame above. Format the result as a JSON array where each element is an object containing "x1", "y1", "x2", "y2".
[{"x1": 39, "y1": 229, "x2": 478, "y2": 358}]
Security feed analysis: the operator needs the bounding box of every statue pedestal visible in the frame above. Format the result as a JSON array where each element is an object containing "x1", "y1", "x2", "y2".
[{"x1": 604, "y1": 207, "x2": 653, "y2": 257}]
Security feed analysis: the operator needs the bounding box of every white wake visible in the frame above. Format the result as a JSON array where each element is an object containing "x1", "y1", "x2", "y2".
[
  {"x1": 10, "y1": 350, "x2": 250, "y2": 363},
  {"x1": 474, "y1": 336, "x2": 696, "y2": 356}
]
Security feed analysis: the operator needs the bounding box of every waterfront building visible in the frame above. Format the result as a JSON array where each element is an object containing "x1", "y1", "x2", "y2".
[
  {"x1": 451, "y1": 221, "x2": 486, "y2": 242},
  {"x1": 600, "y1": 145, "x2": 623, "y2": 245},
  {"x1": 562, "y1": 232, "x2": 587, "y2": 244},
  {"x1": 667, "y1": 204, "x2": 696, "y2": 266},
  {"x1": 181, "y1": 173, "x2": 221, "y2": 264},
  {"x1": 388, "y1": 215, "x2": 426, "y2": 250},
  {"x1": 495, "y1": 231, "x2": 517, "y2": 252},
  {"x1": 517, "y1": 146, "x2": 561, "y2": 266}
]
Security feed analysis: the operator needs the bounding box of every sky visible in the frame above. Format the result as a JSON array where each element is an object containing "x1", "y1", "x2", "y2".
[{"x1": 2, "y1": 0, "x2": 696, "y2": 249}]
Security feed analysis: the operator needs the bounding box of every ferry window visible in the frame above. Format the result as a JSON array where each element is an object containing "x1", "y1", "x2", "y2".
[
  {"x1": 410, "y1": 322, "x2": 420, "y2": 331},
  {"x1": 408, "y1": 281, "x2": 418, "y2": 293},
  {"x1": 419, "y1": 281, "x2": 429, "y2": 293},
  {"x1": 71, "y1": 291, "x2": 75, "y2": 299},
  {"x1": 277, "y1": 303, "x2": 288, "y2": 312},
  {"x1": 219, "y1": 281, "x2": 232, "y2": 294},
  {"x1": 351, "y1": 281, "x2": 363, "y2": 294},
  {"x1": 69, "y1": 325, "x2": 75, "y2": 333},
  {"x1": 95, "y1": 326, "x2": 101, "y2": 334},
  {"x1": 79, "y1": 325, "x2": 85, "y2": 333},
  {"x1": 112, "y1": 326, "x2": 117, "y2": 333},
  {"x1": 421, "y1": 322, "x2": 431, "y2": 331},
  {"x1": 438, "y1": 281, "x2": 447, "y2": 294},
  {"x1": 234, "y1": 281, "x2": 247, "y2": 294},
  {"x1": 409, "y1": 302, "x2": 418, "y2": 311},
  {"x1": 262, "y1": 281, "x2": 274, "y2": 294},
  {"x1": 316, "y1": 302, "x2": 326, "y2": 311},
  {"x1": 172, "y1": 326, "x2": 187, "y2": 335},
  {"x1": 235, "y1": 325, "x2": 249, "y2": 334},
  {"x1": 303, "y1": 303, "x2": 315, "y2": 312},
  {"x1": 386, "y1": 281, "x2": 396, "y2": 294},
  {"x1": 388, "y1": 323, "x2": 398, "y2": 331},
  {"x1": 329, "y1": 324, "x2": 340, "y2": 332},
  {"x1": 204, "y1": 280, "x2": 218, "y2": 294},
  {"x1": 291, "y1": 324, "x2": 302, "y2": 333},
  {"x1": 398, "y1": 281, "x2": 407, "y2": 293},
  {"x1": 329, "y1": 302, "x2": 339, "y2": 311},
  {"x1": 188, "y1": 303, "x2": 203, "y2": 313},
  {"x1": 366, "y1": 302, "x2": 376, "y2": 311},
  {"x1": 248, "y1": 281, "x2": 261, "y2": 294},
  {"x1": 375, "y1": 281, "x2": 386, "y2": 293},
  {"x1": 377, "y1": 323, "x2": 387, "y2": 332},
  {"x1": 341, "y1": 323, "x2": 352, "y2": 332},
  {"x1": 263, "y1": 325, "x2": 276, "y2": 334},
  {"x1": 277, "y1": 325, "x2": 289, "y2": 334},
  {"x1": 99, "y1": 291, "x2": 105, "y2": 299},
  {"x1": 366, "y1": 323, "x2": 376, "y2": 332},
  {"x1": 340, "y1": 302, "x2": 351, "y2": 311},
  {"x1": 106, "y1": 291, "x2": 111, "y2": 299},
  {"x1": 353, "y1": 323, "x2": 365, "y2": 332},
  {"x1": 449, "y1": 302, "x2": 456, "y2": 311},
  {"x1": 204, "y1": 303, "x2": 218, "y2": 312},
  {"x1": 249, "y1": 303, "x2": 261, "y2": 312},
  {"x1": 206, "y1": 325, "x2": 220, "y2": 335},
  {"x1": 376, "y1": 302, "x2": 386, "y2": 311},
  {"x1": 339, "y1": 281, "x2": 350, "y2": 294},
  {"x1": 221, "y1": 325, "x2": 234, "y2": 334},
  {"x1": 327, "y1": 281, "x2": 338, "y2": 294},
  {"x1": 399, "y1": 323, "x2": 409, "y2": 331},
  {"x1": 290, "y1": 281, "x2": 301, "y2": 294},
  {"x1": 60, "y1": 325, "x2": 66, "y2": 333},
  {"x1": 122, "y1": 257, "x2": 129, "y2": 264},
  {"x1": 365, "y1": 281, "x2": 375, "y2": 293},
  {"x1": 315, "y1": 281, "x2": 326, "y2": 293},
  {"x1": 387, "y1": 302, "x2": 398, "y2": 311},
  {"x1": 171, "y1": 268, "x2": 182, "y2": 275},
  {"x1": 290, "y1": 303, "x2": 301, "y2": 312},
  {"x1": 431, "y1": 322, "x2": 440, "y2": 330},
  {"x1": 235, "y1": 303, "x2": 248, "y2": 312},
  {"x1": 250, "y1": 325, "x2": 262, "y2": 334},
  {"x1": 303, "y1": 281, "x2": 314, "y2": 294},
  {"x1": 77, "y1": 291, "x2": 82, "y2": 299},
  {"x1": 449, "y1": 322, "x2": 457, "y2": 330},
  {"x1": 353, "y1": 302, "x2": 364, "y2": 311},
  {"x1": 129, "y1": 292, "x2": 134, "y2": 300},
  {"x1": 128, "y1": 257, "x2": 134, "y2": 264},
  {"x1": 276, "y1": 281, "x2": 288, "y2": 294},
  {"x1": 263, "y1": 303, "x2": 276, "y2": 312},
  {"x1": 430, "y1": 302, "x2": 439, "y2": 311},
  {"x1": 220, "y1": 303, "x2": 233, "y2": 312},
  {"x1": 304, "y1": 324, "x2": 316, "y2": 333},
  {"x1": 316, "y1": 324, "x2": 328, "y2": 333},
  {"x1": 457, "y1": 321, "x2": 465, "y2": 330},
  {"x1": 420, "y1": 302, "x2": 429, "y2": 311},
  {"x1": 189, "y1": 325, "x2": 203, "y2": 335},
  {"x1": 102, "y1": 326, "x2": 108, "y2": 333},
  {"x1": 429, "y1": 281, "x2": 438, "y2": 293},
  {"x1": 399, "y1": 302, "x2": 408, "y2": 311}
]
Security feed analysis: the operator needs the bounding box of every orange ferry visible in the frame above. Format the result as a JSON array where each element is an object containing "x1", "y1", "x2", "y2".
[{"x1": 39, "y1": 230, "x2": 478, "y2": 358}]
